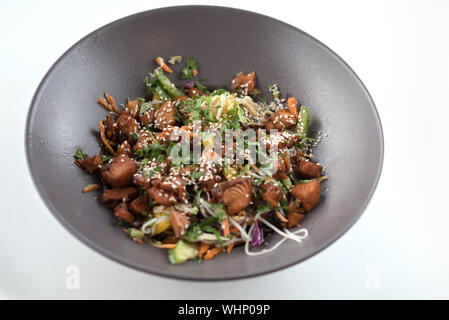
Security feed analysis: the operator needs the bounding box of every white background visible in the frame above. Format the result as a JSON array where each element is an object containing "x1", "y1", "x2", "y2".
[{"x1": 1, "y1": 0, "x2": 448, "y2": 299}]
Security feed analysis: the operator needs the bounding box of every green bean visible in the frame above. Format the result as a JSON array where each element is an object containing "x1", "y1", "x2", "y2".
[
  {"x1": 299, "y1": 175, "x2": 328, "y2": 184},
  {"x1": 297, "y1": 106, "x2": 309, "y2": 139},
  {"x1": 155, "y1": 69, "x2": 184, "y2": 97}
]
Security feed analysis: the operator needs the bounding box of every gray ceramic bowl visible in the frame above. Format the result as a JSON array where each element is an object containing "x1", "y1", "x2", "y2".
[{"x1": 25, "y1": 6, "x2": 383, "y2": 280}]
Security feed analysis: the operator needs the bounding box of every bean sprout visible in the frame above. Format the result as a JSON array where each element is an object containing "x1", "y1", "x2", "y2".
[{"x1": 244, "y1": 212, "x2": 308, "y2": 256}]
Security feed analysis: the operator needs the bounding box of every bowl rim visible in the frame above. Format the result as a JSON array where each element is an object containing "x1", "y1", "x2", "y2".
[{"x1": 25, "y1": 5, "x2": 384, "y2": 281}]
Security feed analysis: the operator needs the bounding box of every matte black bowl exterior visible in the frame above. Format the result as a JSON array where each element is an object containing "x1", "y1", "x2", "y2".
[{"x1": 25, "y1": 6, "x2": 383, "y2": 280}]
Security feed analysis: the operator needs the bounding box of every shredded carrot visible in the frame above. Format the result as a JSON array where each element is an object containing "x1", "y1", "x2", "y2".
[
  {"x1": 287, "y1": 97, "x2": 298, "y2": 119},
  {"x1": 229, "y1": 227, "x2": 239, "y2": 234},
  {"x1": 82, "y1": 184, "x2": 100, "y2": 193},
  {"x1": 204, "y1": 247, "x2": 223, "y2": 260},
  {"x1": 222, "y1": 218, "x2": 230, "y2": 237},
  {"x1": 104, "y1": 92, "x2": 121, "y2": 113},
  {"x1": 156, "y1": 57, "x2": 173, "y2": 74},
  {"x1": 98, "y1": 97, "x2": 113, "y2": 112},
  {"x1": 134, "y1": 238, "x2": 144, "y2": 245},
  {"x1": 226, "y1": 243, "x2": 234, "y2": 254},
  {"x1": 99, "y1": 120, "x2": 117, "y2": 155},
  {"x1": 198, "y1": 242, "x2": 211, "y2": 258},
  {"x1": 193, "y1": 69, "x2": 198, "y2": 76},
  {"x1": 284, "y1": 155, "x2": 291, "y2": 172},
  {"x1": 151, "y1": 242, "x2": 177, "y2": 249},
  {"x1": 180, "y1": 125, "x2": 193, "y2": 138},
  {"x1": 158, "y1": 243, "x2": 176, "y2": 249}
]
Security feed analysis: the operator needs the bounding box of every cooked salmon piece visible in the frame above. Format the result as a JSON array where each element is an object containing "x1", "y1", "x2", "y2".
[
  {"x1": 272, "y1": 155, "x2": 288, "y2": 180},
  {"x1": 133, "y1": 131, "x2": 152, "y2": 152},
  {"x1": 117, "y1": 140, "x2": 133, "y2": 157},
  {"x1": 287, "y1": 201, "x2": 306, "y2": 228},
  {"x1": 101, "y1": 187, "x2": 138, "y2": 204},
  {"x1": 103, "y1": 113, "x2": 118, "y2": 143},
  {"x1": 212, "y1": 177, "x2": 253, "y2": 214},
  {"x1": 170, "y1": 210, "x2": 190, "y2": 238},
  {"x1": 75, "y1": 154, "x2": 103, "y2": 173},
  {"x1": 294, "y1": 159, "x2": 323, "y2": 179},
  {"x1": 129, "y1": 194, "x2": 151, "y2": 215},
  {"x1": 154, "y1": 101, "x2": 176, "y2": 130},
  {"x1": 198, "y1": 174, "x2": 222, "y2": 193},
  {"x1": 290, "y1": 180, "x2": 320, "y2": 212},
  {"x1": 265, "y1": 109, "x2": 297, "y2": 131},
  {"x1": 188, "y1": 87, "x2": 206, "y2": 97},
  {"x1": 102, "y1": 155, "x2": 137, "y2": 188},
  {"x1": 278, "y1": 134, "x2": 299, "y2": 150},
  {"x1": 231, "y1": 71, "x2": 256, "y2": 95},
  {"x1": 121, "y1": 99, "x2": 140, "y2": 118},
  {"x1": 116, "y1": 114, "x2": 140, "y2": 144},
  {"x1": 139, "y1": 109, "x2": 155, "y2": 127},
  {"x1": 113, "y1": 202, "x2": 135, "y2": 224},
  {"x1": 261, "y1": 178, "x2": 283, "y2": 208},
  {"x1": 148, "y1": 186, "x2": 178, "y2": 205},
  {"x1": 154, "y1": 175, "x2": 187, "y2": 203},
  {"x1": 133, "y1": 174, "x2": 152, "y2": 188},
  {"x1": 155, "y1": 125, "x2": 189, "y2": 145}
]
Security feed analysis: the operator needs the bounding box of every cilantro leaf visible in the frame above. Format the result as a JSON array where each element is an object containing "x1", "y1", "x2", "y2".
[
  {"x1": 210, "y1": 203, "x2": 226, "y2": 221},
  {"x1": 202, "y1": 226, "x2": 224, "y2": 245},
  {"x1": 191, "y1": 171, "x2": 204, "y2": 179},
  {"x1": 231, "y1": 115, "x2": 240, "y2": 129},
  {"x1": 73, "y1": 148, "x2": 84, "y2": 160},
  {"x1": 101, "y1": 155, "x2": 114, "y2": 162},
  {"x1": 257, "y1": 203, "x2": 272, "y2": 213},
  {"x1": 195, "y1": 81, "x2": 207, "y2": 92},
  {"x1": 139, "y1": 102, "x2": 153, "y2": 115},
  {"x1": 258, "y1": 96, "x2": 268, "y2": 103},
  {"x1": 135, "y1": 142, "x2": 165, "y2": 161},
  {"x1": 144, "y1": 75, "x2": 170, "y2": 100},
  {"x1": 181, "y1": 57, "x2": 199, "y2": 79},
  {"x1": 237, "y1": 106, "x2": 248, "y2": 124}
]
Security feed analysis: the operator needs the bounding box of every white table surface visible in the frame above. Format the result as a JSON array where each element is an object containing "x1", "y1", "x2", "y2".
[{"x1": 1, "y1": 0, "x2": 449, "y2": 299}]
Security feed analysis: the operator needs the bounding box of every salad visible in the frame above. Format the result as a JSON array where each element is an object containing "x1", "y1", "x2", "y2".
[{"x1": 74, "y1": 56, "x2": 327, "y2": 264}]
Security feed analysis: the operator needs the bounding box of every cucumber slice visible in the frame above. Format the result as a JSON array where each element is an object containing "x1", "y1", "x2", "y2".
[
  {"x1": 128, "y1": 228, "x2": 144, "y2": 239},
  {"x1": 281, "y1": 177, "x2": 292, "y2": 189},
  {"x1": 168, "y1": 240, "x2": 199, "y2": 264}
]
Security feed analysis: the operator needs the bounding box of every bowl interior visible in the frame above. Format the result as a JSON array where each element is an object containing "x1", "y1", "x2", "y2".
[{"x1": 26, "y1": 6, "x2": 383, "y2": 280}]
